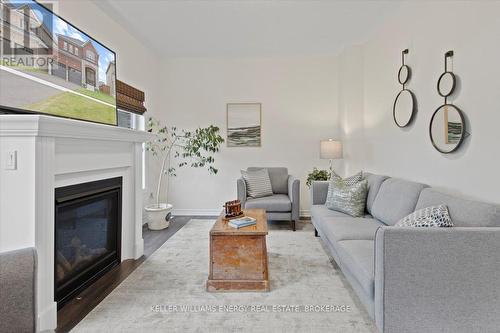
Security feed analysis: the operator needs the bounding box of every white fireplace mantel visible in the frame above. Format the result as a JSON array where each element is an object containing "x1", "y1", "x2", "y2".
[
  {"x1": 0, "y1": 115, "x2": 152, "y2": 332},
  {"x1": 0, "y1": 114, "x2": 152, "y2": 142}
]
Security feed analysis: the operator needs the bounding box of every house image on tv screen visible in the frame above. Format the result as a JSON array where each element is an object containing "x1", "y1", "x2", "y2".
[
  {"x1": 51, "y1": 34, "x2": 100, "y2": 91},
  {"x1": 105, "y1": 61, "x2": 116, "y2": 97},
  {"x1": 0, "y1": 0, "x2": 117, "y2": 125}
]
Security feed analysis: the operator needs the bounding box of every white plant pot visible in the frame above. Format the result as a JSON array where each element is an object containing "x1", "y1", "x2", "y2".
[{"x1": 145, "y1": 203, "x2": 173, "y2": 230}]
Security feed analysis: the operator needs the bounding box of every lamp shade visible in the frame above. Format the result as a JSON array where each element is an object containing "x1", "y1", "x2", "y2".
[{"x1": 320, "y1": 140, "x2": 342, "y2": 159}]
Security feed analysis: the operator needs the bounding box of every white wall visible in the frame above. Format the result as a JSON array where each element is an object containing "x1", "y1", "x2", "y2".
[
  {"x1": 148, "y1": 56, "x2": 340, "y2": 215},
  {"x1": 340, "y1": 1, "x2": 500, "y2": 203},
  {"x1": 338, "y1": 45, "x2": 365, "y2": 177}
]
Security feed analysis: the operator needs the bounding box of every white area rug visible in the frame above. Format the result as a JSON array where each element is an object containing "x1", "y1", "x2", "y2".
[{"x1": 72, "y1": 220, "x2": 377, "y2": 332}]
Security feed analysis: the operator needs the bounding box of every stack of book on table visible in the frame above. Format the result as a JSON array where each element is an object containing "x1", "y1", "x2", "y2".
[{"x1": 228, "y1": 216, "x2": 256, "y2": 229}]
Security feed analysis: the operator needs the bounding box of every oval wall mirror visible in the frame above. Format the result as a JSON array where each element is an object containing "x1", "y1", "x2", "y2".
[
  {"x1": 430, "y1": 51, "x2": 468, "y2": 154},
  {"x1": 398, "y1": 65, "x2": 411, "y2": 85},
  {"x1": 393, "y1": 49, "x2": 416, "y2": 128},
  {"x1": 393, "y1": 89, "x2": 415, "y2": 127},
  {"x1": 437, "y1": 72, "x2": 456, "y2": 97},
  {"x1": 429, "y1": 104, "x2": 465, "y2": 153}
]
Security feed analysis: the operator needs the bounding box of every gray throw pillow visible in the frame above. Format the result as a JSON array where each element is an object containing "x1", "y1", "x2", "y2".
[
  {"x1": 326, "y1": 170, "x2": 363, "y2": 205},
  {"x1": 395, "y1": 205, "x2": 453, "y2": 227},
  {"x1": 241, "y1": 169, "x2": 273, "y2": 198},
  {"x1": 326, "y1": 179, "x2": 368, "y2": 217},
  {"x1": 331, "y1": 170, "x2": 363, "y2": 185}
]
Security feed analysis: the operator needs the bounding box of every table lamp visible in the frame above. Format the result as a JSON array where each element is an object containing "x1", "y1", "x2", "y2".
[{"x1": 320, "y1": 139, "x2": 342, "y2": 172}]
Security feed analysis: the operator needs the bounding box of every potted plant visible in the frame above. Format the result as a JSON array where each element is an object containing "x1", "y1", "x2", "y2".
[
  {"x1": 306, "y1": 167, "x2": 331, "y2": 187},
  {"x1": 145, "y1": 117, "x2": 225, "y2": 230}
]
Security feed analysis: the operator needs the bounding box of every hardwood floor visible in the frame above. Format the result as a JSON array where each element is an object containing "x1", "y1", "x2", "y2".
[{"x1": 56, "y1": 215, "x2": 215, "y2": 333}]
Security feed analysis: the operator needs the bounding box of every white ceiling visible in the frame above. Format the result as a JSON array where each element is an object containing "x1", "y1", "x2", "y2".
[{"x1": 95, "y1": 0, "x2": 399, "y2": 58}]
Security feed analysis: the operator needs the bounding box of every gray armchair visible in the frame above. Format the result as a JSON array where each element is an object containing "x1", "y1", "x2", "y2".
[
  {"x1": 237, "y1": 167, "x2": 300, "y2": 231},
  {"x1": 0, "y1": 247, "x2": 37, "y2": 333}
]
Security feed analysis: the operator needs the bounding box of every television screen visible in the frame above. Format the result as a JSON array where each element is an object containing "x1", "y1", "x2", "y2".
[{"x1": 0, "y1": 0, "x2": 117, "y2": 125}]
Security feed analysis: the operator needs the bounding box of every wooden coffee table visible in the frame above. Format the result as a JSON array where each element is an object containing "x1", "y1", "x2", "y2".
[{"x1": 206, "y1": 208, "x2": 269, "y2": 292}]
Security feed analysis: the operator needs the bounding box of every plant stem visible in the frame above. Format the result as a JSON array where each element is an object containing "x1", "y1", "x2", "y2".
[
  {"x1": 155, "y1": 137, "x2": 177, "y2": 207},
  {"x1": 165, "y1": 151, "x2": 171, "y2": 204},
  {"x1": 156, "y1": 150, "x2": 169, "y2": 207}
]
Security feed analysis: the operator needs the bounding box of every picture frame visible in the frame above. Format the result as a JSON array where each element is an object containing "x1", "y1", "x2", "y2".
[{"x1": 226, "y1": 103, "x2": 262, "y2": 147}]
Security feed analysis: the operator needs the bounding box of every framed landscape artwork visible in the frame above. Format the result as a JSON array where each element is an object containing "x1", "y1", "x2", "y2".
[{"x1": 226, "y1": 103, "x2": 262, "y2": 147}]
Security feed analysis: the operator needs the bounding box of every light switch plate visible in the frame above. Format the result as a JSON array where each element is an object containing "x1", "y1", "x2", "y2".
[{"x1": 6, "y1": 150, "x2": 17, "y2": 170}]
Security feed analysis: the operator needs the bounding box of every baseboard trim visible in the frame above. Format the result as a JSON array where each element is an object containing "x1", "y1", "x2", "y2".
[{"x1": 172, "y1": 209, "x2": 311, "y2": 218}]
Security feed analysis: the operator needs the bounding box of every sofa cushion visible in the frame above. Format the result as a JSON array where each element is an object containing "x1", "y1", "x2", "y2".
[
  {"x1": 416, "y1": 188, "x2": 500, "y2": 227},
  {"x1": 310, "y1": 204, "x2": 351, "y2": 231},
  {"x1": 311, "y1": 204, "x2": 351, "y2": 220},
  {"x1": 371, "y1": 178, "x2": 428, "y2": 225},
  {"x1": 245, "y1": 194, "x2": 291, "y2": 212},
  {"x1": 248, "y1": 167, "x2": 288, "y2": 194},
  {"x1": 322, "y1": 217, "x2": 384, "y2": 242},
  {"x1": 336, "y1": 240, "x2": 375, "y2": 299},
  {"x1": 364, "y1": 173, "x2": 389, "y2": 214}
]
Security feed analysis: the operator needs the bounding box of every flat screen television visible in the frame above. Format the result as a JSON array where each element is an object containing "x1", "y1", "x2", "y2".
[{"x1": 0, "y1": 0, "x2": 117, "y2": 125}]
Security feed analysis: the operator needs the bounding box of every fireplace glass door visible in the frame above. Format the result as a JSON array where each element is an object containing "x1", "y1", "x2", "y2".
[{"x1": 55, "y1": 177, "x2": 122, "y2": 308}]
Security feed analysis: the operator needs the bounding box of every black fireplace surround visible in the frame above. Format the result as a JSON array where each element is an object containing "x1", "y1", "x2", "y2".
[{"x1": 55, "y1": 177, "x2": 122, "y2": 309}]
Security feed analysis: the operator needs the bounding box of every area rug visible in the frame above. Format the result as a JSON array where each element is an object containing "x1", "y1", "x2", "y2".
[{"x1": 72, "y1": 220, "x2": 377, "y2": 333}]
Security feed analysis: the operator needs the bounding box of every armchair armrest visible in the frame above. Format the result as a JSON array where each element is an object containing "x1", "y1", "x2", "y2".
[
  {"x1": 310, "y1": 181, "x2": 329, "y2": 205},
  {"x1": 0, "y1": 247, "x2": 37, "y2": 333},
  {"x1": 374, "y1": 226, "x2": 500, "y2": 333},
  {"x1": 288, "y1": 176, "x2": 300, "y2": 221},
  {"x1": 237, "y1": 178, "x2": 247, "y2": 206}
]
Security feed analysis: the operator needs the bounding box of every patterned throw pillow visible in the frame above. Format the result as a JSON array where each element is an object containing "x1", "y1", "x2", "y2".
[
  {"x1": 326, "y1": 170, "x2": 363, "y2": 205},
  {"x1": 241, "y1": 169, "x2": 273, "y2": 198},
  {"x1": 395, "y1": 205, "x2": 453, "y2": 227},
  {"x1": 326, "y1": 179, "x2": 368, "y2": 217},
  {"x1": 330, "y1": 170, "x2": 363, "y2": 186}
]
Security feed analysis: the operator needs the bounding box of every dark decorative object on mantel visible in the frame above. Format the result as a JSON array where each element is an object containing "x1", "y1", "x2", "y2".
[
  {"x1": 393, "y1": 49, "x2": 416, "y2": 128},
  {"x1": 429, "y1": 51, "x2": 469, "y2": 154},
  {"x1": 116, "y1": 80, "x2": 147, "y2": 114}
]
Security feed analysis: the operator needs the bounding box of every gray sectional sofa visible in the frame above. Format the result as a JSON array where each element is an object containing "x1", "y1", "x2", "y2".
[{"x1": 311, "y1": 173, "x2": 500, "y2": 333}]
